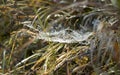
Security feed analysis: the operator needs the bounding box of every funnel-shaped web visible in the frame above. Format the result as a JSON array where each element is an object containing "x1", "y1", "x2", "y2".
[{"x1": 21, "y1": 20, "x2": 94, "y2": 43}]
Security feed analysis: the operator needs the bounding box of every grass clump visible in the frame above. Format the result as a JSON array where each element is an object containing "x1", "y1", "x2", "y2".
[{"x1": 0, "y1": 0, "x2": 120, "y2": 75}]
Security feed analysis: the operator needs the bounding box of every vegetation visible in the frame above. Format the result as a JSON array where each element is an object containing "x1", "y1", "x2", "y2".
[{"x1": 0, "y1": 0, "x2": 120, "y2": 75}]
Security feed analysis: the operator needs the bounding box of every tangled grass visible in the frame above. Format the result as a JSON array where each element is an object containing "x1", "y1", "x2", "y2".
[{"x1": 0, "y1": 0, "x2": 120, "y2": 75}]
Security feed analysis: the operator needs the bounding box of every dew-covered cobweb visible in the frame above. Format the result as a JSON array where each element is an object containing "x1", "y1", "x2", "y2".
[{"x1": 21, "y1": 21, "x2": 94, "y2": 43}]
